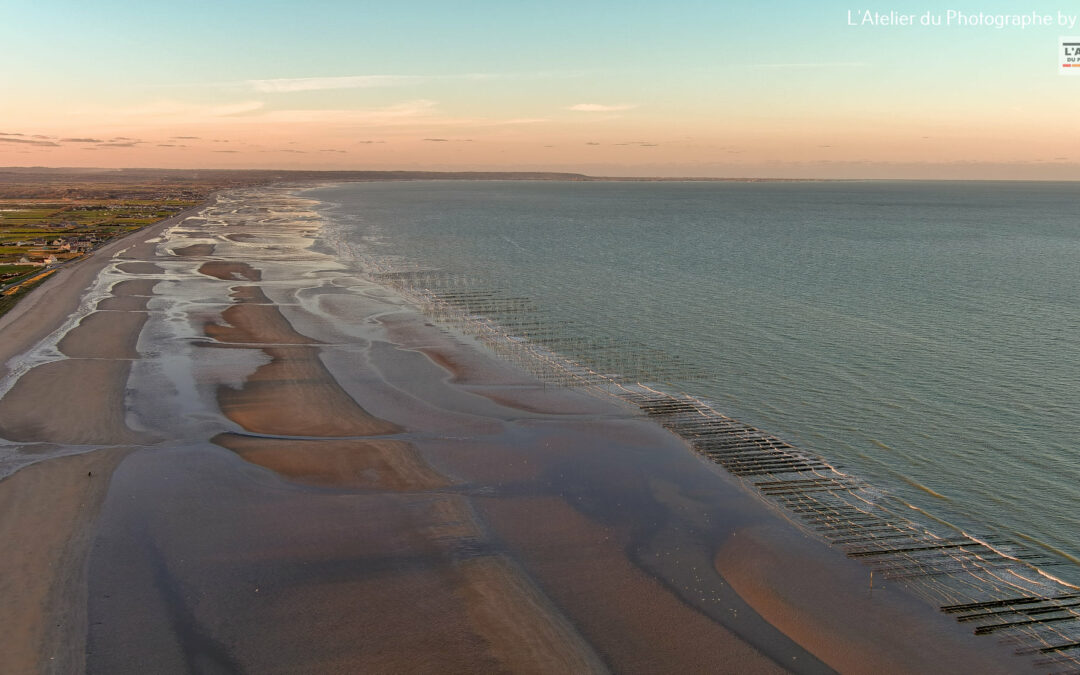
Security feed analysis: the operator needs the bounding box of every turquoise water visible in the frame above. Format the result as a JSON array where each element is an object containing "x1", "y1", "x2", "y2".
[{"x1": 307, "y1": 180, "x2": 1080, "y2": 576}]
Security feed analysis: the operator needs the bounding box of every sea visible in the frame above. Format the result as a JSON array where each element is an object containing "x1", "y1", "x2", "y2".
[{"x1": 304, "y1": 179, "x2": 1080, "y2": 582}]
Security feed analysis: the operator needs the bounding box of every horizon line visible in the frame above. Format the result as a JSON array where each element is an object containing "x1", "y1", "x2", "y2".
[{"x1": 3, "y1": 165, "x2": 1080, "y2": 183}]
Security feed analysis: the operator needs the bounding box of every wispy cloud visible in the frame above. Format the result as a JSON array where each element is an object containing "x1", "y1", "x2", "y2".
[
  {"x1": 0, "y1": 137, "x2": 59, "y2": 147},
  {"x1": 492, "y1": 118, "x2": 548, "y2": 125},
  {"x1": 86, "y1": 100, "x2": 265, "y2": 123},
  {"x1": 8, "y1": 96, "x2": 538, "y2": 145},
  {"x1": 248, "y1": 75, "x2": 423, "y2": 93},
  {"x1": 245, "y1": 72, "x2": 511, "y2": 93},
  {"x1": 0, "y1": 132, "x2": 25, "y2": 136},
  {"x1": 746, "y1": 62, "x2": 868, "y2": 69},
  {"x1": 567, "y1": 103, "x2": 637, "y2": 112},
  {"x1": 36, "y1": 101, "x2": 265, "y2": 132},
  {"x1": 254, "y1": 99, "x2": 440, "y2": 126}
]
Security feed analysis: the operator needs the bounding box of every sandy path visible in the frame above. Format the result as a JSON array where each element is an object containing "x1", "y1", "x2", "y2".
[{"x1": 0, "y1": 448, "x2": 132, "y2": 675}]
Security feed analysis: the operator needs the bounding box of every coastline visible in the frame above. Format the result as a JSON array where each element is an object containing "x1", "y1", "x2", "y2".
[
  {"x1": 0, "y1": 184, "x2": 1032, "y2": 672},
  {"x1": 0, "y1": 200, "x2": 213, "y2": 383},
  {"x1": 0, "y1": 200, "x2": 211, "y2": 674}
]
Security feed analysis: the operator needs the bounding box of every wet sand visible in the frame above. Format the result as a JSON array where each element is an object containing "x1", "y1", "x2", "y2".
[
  {"x1": 213, "y1": 434, "x2": 448, "y2": 491},
  {"x1": 0, "y1": 448, "x2": 132, "y2": 675},
  {"x1": 216, "y1": 345, "x2": 402, "y2": 437},
  {"x1": 198, "y1": 260, "x2": 261, "y2": 282},
  {"x1": 713, "y1": 524, "x2": 1009, "y2": 674},
  {"x1": 172, "y1": 243, "x2": 215, "y2": 257},
  {"x1": 115, "y1": 262, "x2": 164, "y2": 275},
  {"x1": 0, "y1": 187, "x2": 1030, "y2": 673},
  {"x1": 205, "y1": 303, "x2": 318, "y2": 345},
  {"x1": 0, "y1": 200, "x2": 205, "y2": 673},
  {"x1": 0, "y1": 359, "x2": 147, "y2": 445},
  {"x1": 57, "y1": 311, "x2": 148, "y2": 359}
]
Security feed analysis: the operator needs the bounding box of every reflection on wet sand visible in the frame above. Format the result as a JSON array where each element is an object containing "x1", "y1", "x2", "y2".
[
  {"x1": 0, "y1": 187, "x2": 1027, "y2": 673},
  {"x1": 213, "y1": 433, "x2": 447, "y2": 491}
]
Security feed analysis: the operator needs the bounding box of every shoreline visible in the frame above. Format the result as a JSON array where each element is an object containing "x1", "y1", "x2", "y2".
[
  {"x1": 0, "y1": 185, "x2": 1037, "y2": 672},
  {"x1": 0, "y1": 200, "x2": 213, "y2": 383},
  {"x1": 0, "y1": 199, "x2": 216, "y2": 674}
]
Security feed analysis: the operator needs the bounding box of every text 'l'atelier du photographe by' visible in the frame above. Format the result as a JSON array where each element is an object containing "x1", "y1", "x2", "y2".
[{"x1": 847, "y1": 9, "x2": 1079, "y2": 29}]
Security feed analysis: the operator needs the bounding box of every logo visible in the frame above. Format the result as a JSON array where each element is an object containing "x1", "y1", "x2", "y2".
[{"x1": 1061, "y1": 36, "x2": 1080, "y2": 74}]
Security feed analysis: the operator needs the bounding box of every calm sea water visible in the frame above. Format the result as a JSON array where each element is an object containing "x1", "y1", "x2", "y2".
[{"x1": 307, "y1": 180, "x2": 1080, "y2": 575}]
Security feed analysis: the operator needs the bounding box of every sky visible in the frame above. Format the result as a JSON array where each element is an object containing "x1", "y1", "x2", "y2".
[{"x1": 2, "y1": 0, "x2": 1079, "y2": 178}]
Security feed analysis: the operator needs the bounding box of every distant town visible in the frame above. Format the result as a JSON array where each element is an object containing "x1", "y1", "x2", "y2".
[
  {"x1": 0, "y1": 168, "x2": 250, "y2": 314},
  {"x1": 0, "y1": 194, "x2": 201, "y2": 313}
]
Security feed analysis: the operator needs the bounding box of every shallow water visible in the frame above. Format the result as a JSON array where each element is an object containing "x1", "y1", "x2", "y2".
[
  {"x1": 0, "y1": 185, "x2": 1047, "y2": 671},
  {"x1": 306, "y1": 179, "x2": 1080, "y2": 580}
]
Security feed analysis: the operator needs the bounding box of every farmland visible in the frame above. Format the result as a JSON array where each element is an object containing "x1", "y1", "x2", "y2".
[{"x1": 0, "y1": 198, "x2": 198, "y2": 285}]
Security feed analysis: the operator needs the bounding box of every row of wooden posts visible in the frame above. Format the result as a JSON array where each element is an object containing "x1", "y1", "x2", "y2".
[{"x1": 365, "y1": 262, "x2": 1080, "y2": 668}]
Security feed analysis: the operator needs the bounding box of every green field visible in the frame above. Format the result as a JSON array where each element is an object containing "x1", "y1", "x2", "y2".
[
  {"x1": 0, "y1": 197, "x2": 197, "y2": 266},
  {"x1": 0, "y1": 264, "x2": 38, "y2": 285},
  {"x1": 0, "y1": 264, "x2": 36, "y2": 275}
]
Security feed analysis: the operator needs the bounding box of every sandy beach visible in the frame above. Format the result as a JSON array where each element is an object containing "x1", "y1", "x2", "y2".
[{"x1": 0, "y1": 186, "x2": 1031, "y2": 673}]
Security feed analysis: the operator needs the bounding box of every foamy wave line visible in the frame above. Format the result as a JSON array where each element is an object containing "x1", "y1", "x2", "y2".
[{"x1": 0, "y1": 259, "x2": 153, "y2": 403}]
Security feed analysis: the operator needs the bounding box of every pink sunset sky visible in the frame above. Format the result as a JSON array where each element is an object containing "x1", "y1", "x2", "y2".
[{"x1": 3, "y1": 1, "x2": 1079, "y2": 179}]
